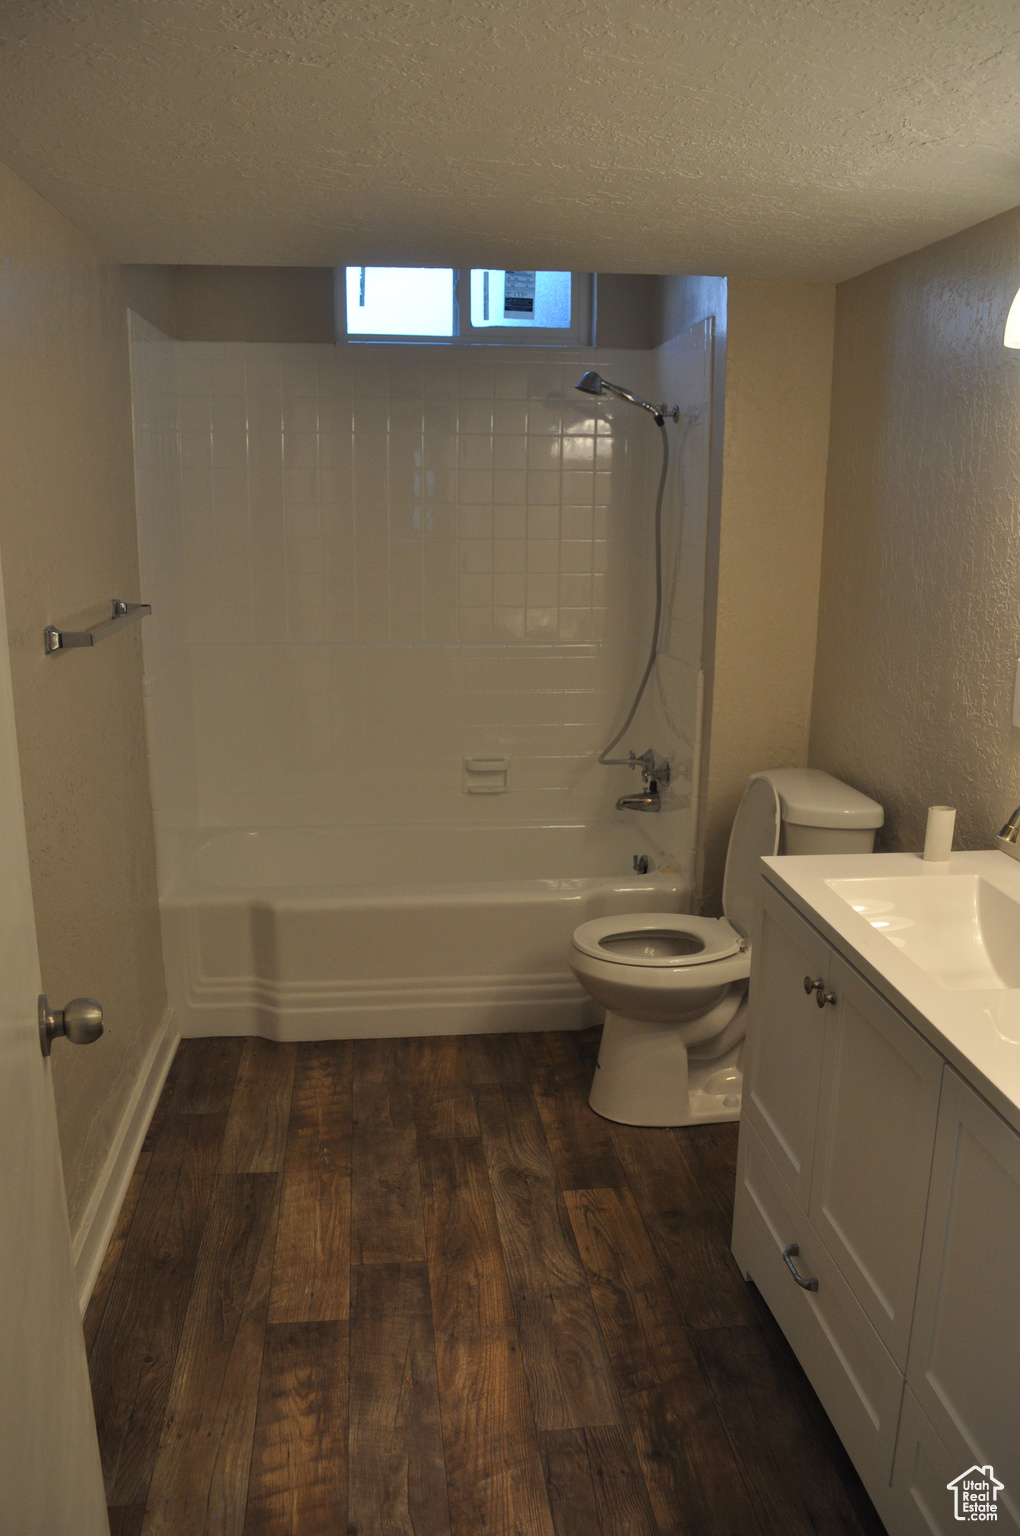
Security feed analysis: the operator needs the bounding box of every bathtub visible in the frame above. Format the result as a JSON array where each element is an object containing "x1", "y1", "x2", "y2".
[{"x1": 160, "y1": 821, "x2": 688, "y2": 1040}]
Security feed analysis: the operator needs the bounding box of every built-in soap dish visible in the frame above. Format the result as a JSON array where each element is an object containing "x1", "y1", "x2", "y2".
[{"x1": 463, "y1": 757, "x2": 510, "y2": 794}]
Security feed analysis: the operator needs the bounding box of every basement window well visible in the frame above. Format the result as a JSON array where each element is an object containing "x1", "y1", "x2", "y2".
[{"x1": 339, "y1": 267, "x2": 592, "y2": 345}]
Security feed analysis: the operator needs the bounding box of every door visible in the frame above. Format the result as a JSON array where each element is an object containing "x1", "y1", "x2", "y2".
[
  {"x1": 906, "y1": 1068, "x2": 1020, "y2": 1525},
  {"x1": 743, "y1": 882, "x2": 832, "y2": 1208},
  {"x1": 887, "y1": 1387, "x2": 1010, "y2": 1536},
  {"x1": 0, "y1": 562, "x2": 109, "y2": 1531},
  {"x1": 808, "y1": 952, "x2": 942, "y2": 1368}
]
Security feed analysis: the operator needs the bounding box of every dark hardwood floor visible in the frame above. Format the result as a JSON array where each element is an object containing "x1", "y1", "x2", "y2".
[{"x1": 85, "y1": 1029, "x2": 886, "y2": 1536}]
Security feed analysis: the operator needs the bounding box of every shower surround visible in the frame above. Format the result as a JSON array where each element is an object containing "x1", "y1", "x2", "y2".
[{"x1": 130, "y1": 317, "x2": 711, "y2": 1037}]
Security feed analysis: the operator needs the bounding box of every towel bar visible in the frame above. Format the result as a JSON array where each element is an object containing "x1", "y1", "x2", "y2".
[{"x1": 44, "y1": 599, "x2": 151, "y2": 655}]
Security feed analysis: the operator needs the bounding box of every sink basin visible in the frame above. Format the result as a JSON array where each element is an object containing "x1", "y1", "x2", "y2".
[{"x1": 826, "y1": 874, "x2": 1020, "y2": 991}]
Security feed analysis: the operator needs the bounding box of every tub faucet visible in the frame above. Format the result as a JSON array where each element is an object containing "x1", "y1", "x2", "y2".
[
  {"x1": 617, "y1": 783, "x2": 662, "y2": 812},
  {"x1": 616, "y1": 749, "x2": 670, "y2": 813}
]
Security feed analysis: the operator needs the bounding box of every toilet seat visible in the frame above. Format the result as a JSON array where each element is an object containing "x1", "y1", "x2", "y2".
[{"x1": 572, "y1": 912, "x2": 743, "y2": 968}]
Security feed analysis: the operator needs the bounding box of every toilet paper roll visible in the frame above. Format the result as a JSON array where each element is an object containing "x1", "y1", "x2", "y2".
[{"x1": 923, "y1": 805, "x2": 956, "y2": 863}]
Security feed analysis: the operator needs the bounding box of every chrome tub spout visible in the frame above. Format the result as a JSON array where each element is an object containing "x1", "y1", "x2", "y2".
[{"x1": 617, "y1": 783, "x2": 661, "y2": 813}]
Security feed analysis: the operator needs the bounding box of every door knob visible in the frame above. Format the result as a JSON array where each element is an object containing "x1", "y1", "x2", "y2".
[{"x1": 38, "y1": 995, "x2": 104, "y2": 1057}]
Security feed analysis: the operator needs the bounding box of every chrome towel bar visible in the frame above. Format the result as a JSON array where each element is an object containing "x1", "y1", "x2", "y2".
[{"x1": 44, "y1": 598, "x2": 151, "y2": 655}]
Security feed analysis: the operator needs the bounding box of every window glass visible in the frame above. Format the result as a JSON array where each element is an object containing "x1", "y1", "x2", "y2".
[
  {"x1": 344, "y1": 266, "x2": 455, "y2": 337},
  {"x1": 469, "y1": 270, "x2": 572, "y2": 329}
]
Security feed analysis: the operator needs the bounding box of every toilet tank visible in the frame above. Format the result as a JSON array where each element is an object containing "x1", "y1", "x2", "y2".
[{"x1": 755, "y1": 768, "x2": 884, "y2": 856}]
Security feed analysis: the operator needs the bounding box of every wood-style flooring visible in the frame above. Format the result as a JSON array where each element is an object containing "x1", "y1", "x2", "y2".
[{"x1": 85, "y1": 1029, "x2": 886, "y2": 1536}]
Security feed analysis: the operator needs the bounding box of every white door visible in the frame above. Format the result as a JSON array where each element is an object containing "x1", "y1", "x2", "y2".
[
  {"x1": 888, "y1": 1387, "x2": 977, "y2": 1536},
  {"x1": 808, "y1": 952, "x2": 942, "y2": 1368},
  {"x1": 906, "y1": 1068, "x2": 1020, "y2": 1527},
  {"x1": 743, "y1": 882, "x2": 832, "y2": 1208},
  {"x1": 0, "y1": 560, "x2": 109, "y2": 1531}
]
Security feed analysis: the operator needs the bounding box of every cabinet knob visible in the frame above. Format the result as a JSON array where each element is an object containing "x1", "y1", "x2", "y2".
[
  {"x1": 803, "y1": 975, "x2": 824, "y2": 995},
  {"x1": 783, "y1": 1242, "x2": 819, "y2": 1291},
  {"x1": 816, "y1": 989, "x2": 837, "y2": 1009}
]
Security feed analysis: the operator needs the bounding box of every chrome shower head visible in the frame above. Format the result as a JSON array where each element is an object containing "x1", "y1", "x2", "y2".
[
  {"x1": 575, "y1": 371, "x2": 604, "y2": 396},
  {"x1": 574, "y1": 371, "x2": 674, "y2": 426}
]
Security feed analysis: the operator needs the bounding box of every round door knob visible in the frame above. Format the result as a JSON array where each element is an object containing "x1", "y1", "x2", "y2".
[
  {"x1": 38, "y1": 994, "x2": 104, "y2": 1056},
  {"x1": 803, "y1": 975, "x2": 823, "y2": 995},
  {"x1": 815, "y1": 989, "x2": 837, "y2": 1008},
  {"x1": 62, "y1": 998, "x2": 104, "y2": 1045}
]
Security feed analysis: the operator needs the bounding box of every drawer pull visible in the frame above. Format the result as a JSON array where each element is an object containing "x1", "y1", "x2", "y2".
[
  {"x1": 782, "y1": 1243, "x2": 819, "y2": 1291},
  {"x1": 815, "y1": 988, "x2": 837, "y2": 1008},
  {"x1": 803, "y1": 975, "x2": 824, "y2": 995}
]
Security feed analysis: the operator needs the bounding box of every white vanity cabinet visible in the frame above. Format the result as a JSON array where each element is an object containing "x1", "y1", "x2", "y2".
[
  {"x1": 734, "y1": 877, "x2": 1020, "y2": 1535},
  {"x1": 734, "y1": 883, "x2": 942, "y2": 1514},
  {"x1": 741, "y1": 883, "x2": 942, "y2": 1367}
]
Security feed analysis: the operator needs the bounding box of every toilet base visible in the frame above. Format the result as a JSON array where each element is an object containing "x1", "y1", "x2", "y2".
[{"x1": 588, "y1": 1010, "x2": 744, "y2": 1127}]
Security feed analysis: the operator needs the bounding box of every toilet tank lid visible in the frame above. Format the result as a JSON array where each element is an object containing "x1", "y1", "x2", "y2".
[{"x1": 755, "y1": 768, "x2": 884, "y2": 829}]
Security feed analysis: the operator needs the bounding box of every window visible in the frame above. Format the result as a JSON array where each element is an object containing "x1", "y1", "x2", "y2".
[
  {"x1": 339, "y1": 268, "x2": 592, "y2": 345},
  {"x1": 344, "y1": 266, "x2": 455, "y2": 338},
  {"x1": 468, "y1": 270, "x2": 572, "y2": 330}
]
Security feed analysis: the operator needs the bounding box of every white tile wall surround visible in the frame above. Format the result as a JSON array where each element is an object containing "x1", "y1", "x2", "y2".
[
  {"x1": 128, "y1": 312, "x2": 195, "y2": 888},
  {"x1": 130, "y1": 323, "x2": 711, "y2": 886}
]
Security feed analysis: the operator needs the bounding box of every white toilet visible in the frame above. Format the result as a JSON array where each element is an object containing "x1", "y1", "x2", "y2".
[{"x1": 571, "y1": 768, "x2": 884, "y2": 1127}]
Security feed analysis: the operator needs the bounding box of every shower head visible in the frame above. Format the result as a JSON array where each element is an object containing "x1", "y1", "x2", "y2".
[{"x1": 574, "y1": 371, "x2": 674, "y2": 426}]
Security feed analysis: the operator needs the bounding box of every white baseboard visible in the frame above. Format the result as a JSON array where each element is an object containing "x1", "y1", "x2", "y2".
[{"x1": 73, "y1": 1010, "x2": 179, "y2": 1313}]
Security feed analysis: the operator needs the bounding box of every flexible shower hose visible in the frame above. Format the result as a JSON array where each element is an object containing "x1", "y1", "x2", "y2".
[{"x1": 598, "y1": 418, "x2": 669, "y2": 767}]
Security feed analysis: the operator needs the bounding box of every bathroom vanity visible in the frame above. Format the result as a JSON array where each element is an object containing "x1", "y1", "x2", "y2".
[{"x1": 732, "y1": 851, "x2": 1020, "y2": 1535}]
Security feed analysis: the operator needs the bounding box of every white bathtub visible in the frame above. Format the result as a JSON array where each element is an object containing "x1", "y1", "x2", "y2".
[{"x1": 160, "y1": 821, "x2": 688, "y2": 1040}]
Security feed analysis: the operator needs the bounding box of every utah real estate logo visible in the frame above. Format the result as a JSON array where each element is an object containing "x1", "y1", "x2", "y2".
[{"x1": 947, "y1": 1466, "x2": 1005, "y2": 1522}]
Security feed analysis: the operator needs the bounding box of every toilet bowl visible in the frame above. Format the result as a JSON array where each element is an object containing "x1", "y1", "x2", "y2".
[
  {"x1": 571, "y1": 911, "x2": 752, "y2": 1126},
  {"x1": 571, "y1": 768, "x2": 885, "y2": 1127}
]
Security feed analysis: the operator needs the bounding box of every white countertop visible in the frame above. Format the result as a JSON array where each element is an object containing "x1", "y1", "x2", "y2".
[{"x1": 760, "y1": 849, "x2": 1020, "y2": 1135}]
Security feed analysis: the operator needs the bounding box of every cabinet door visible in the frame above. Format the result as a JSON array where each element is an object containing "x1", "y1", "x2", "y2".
[
  {"x1": 906, "y1": 1069, "x2": 1020, "y2": 1524},
  {"x1": 808, "y1": 954, "x2": 942, "y2": 1368},
  {"x1": 888, "y1": 1387, "x2": 1020, "y2": 1536},
  {"x1": 732, "y1": 1119, "x2": 905, "y2": 1496},
  {"x1": 744, "y1": 883, "x2": 831, "y2": 1208}
]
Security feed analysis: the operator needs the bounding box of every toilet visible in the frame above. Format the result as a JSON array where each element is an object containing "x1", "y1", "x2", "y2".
[{"x1": 571, "y1": 768, "x2": 884, "y2": 1127}]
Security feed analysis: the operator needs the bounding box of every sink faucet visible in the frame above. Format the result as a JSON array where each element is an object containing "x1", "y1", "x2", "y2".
[
  {"x1": 616, "y1": 749, "x2": 670, "y2": 813},
  {"x1": 997, "y1": 805, "x2": 1020, "y2": 861}
]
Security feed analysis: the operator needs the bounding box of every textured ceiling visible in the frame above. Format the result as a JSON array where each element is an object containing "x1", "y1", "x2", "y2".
[{"x1": 1, "y1": 1, "x2": 1019, "y2": 280}]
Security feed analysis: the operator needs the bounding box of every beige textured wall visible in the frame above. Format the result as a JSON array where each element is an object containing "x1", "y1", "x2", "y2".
[
  {"x1": 120, "y1": 262, "x2": 174, "y2": 333},
  {"x1": 654, "y1": 275, "x2": 726, "y2": 348},
  {"x1": 121, "y1": 265, "x2": 660, "y2": 348},
  {"x1": 122, "y1": 263, "x2": 336, "y2": 341},
  {"x1": 701, "y1": 278, "x2": 835, "y2": 909},
  {"x1": 171, "y1": 264, "x2": 335, "y2": 341},
  {"x1": 810, "y1": 205, "x2": 1020, "y2": 854},
  {"x1": 0, "y1": 160, "x2": 166, "y2": 1232},
  {"x1": 596, "y1": 275, "x2": 656, "y2": 349}
]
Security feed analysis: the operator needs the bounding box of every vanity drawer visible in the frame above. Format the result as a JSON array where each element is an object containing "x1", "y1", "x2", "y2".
[{"x1": 733, "y1": 1118, "x2": 903, "y2": 1495}]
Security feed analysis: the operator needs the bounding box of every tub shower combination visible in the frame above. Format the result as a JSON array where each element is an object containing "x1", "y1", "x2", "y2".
[
  {"x1": 131, "y1": 321, "x2": 710, "y2": 1041},
  {"x1": 161, "y1": 822, "x2": 685, "y2": 1038}
]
